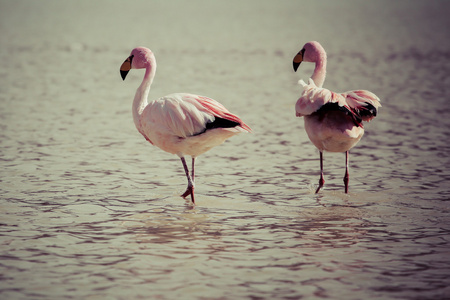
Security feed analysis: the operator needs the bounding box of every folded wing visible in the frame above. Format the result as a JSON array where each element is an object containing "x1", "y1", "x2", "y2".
[{"x1": 146, "y1": 93, "x2": 251, "y2": 138}]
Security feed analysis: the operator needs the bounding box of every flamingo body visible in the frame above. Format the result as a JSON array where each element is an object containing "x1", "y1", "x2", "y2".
[
  {"x1": 121, "y1": 47, "x2": 250, "y2": 203},
  {"x1": 298, "y1": 78, "x2": 380, "y2": 153},
  {"x1": 293, "y1": 41, "x2": 381, "y2": 193},
  {"x1": 139, "y1": 93, "x2": 249, "y2": 157}
]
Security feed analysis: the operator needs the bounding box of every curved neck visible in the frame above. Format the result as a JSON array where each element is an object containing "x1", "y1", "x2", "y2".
[
  {"x1": 311, "y1": 54, "x2": 327, "y2": 88},
  {"x1": 132, "y1": 65, "x2": 155, "y2": 129}
]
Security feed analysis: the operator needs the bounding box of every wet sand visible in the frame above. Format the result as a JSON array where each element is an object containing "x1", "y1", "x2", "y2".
[{"x1": 1, "y1": 0, "x2": 450, "y2": 299}]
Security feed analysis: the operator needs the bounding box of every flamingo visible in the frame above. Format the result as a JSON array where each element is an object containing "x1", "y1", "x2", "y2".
[
  {"x1": 120, "y1": 47, "x2": 251, "y2": 204},
  {"x1": 292, "y1": 41, "x2": 381, "y2": 193}
]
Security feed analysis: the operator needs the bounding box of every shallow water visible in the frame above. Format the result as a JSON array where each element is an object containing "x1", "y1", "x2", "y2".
[{"x1": 1, "y1": 0, "x2": 450, "y2": 299}]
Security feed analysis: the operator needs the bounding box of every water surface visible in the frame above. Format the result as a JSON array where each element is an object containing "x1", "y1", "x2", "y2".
[{"x1": 1, "y1": 0, "x2": 450, "y2": 299}]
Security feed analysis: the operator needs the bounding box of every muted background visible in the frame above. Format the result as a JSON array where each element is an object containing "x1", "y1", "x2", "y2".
[{"x1": 1, "y1": 0, "x2": 450, "y2": 299}]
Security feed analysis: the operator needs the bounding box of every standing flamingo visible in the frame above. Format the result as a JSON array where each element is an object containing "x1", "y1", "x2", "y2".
[
  {"x1": 120, "y1": 47, "x2": 251, "y2": 204},
  {"x1": 292, "y1": 41, "x2": 381, "y2": 193}
]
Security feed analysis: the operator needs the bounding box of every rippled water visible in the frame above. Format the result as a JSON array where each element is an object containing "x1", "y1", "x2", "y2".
[{"x1": 1, "y1": 0, "x2": 450, "y2": 299}]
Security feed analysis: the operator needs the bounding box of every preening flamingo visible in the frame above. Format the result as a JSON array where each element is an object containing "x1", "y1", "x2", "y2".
[
  {"x1": 120, "y1": 47, "x2": 251, "y2": 204},
  {"x1": 293, "y1": 41, "x2": 381, "y2": 193}
]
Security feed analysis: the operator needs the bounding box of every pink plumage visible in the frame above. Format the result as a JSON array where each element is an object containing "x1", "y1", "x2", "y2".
[
  {"x1": 296, "y1": 78, "x2": 381, "y2": 126},
  {"x1": 120, "y1": 47, "x2": 251, "y2": 204},
  {"x1": 293, "y1": 41, "x2": 381, "y2": 193}
]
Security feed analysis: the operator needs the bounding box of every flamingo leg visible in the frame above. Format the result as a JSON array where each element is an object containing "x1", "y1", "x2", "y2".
[
  {"x1": 180, "y1": 157, "x2": 195, "y2": 204},
  {"x1": 344, "y1": 151, "x2": 349, "y2": 194},
  {"x1": 316, "y1": 151, "x2": 325, "y2": 193},
  {"x1": 191, "y1": 157, "x2": 195, "y2": 182}
]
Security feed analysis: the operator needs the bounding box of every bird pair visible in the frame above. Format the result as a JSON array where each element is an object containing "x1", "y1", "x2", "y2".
[{"x1": 120, "y1": 41, "x2": 381, "y2": 204}]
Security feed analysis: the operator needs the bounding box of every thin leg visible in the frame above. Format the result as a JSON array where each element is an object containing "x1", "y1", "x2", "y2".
[
  {"x1": 191, "y1": 157, "x2": 196, "y2": 182},
  {"x1": 180, "y1": 157, "x2": 195, "y2": 204},
  {"x1": 316, "y1": 151, "x2": 325, "y2": 193},
  {"x1": 344, "y1": 151, "x2": 349, "y2": 194}
]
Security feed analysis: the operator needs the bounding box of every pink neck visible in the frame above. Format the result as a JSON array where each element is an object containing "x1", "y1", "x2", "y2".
[
  {"x1": 311, "y1": 57, "x2": 327, "y2": 88},
  {"x1": 132, "y1": 65, "x2": 155, "y2": 129}
]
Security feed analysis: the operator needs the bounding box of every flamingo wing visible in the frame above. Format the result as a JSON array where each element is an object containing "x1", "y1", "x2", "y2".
[
  {"x1": 342, "y1": 90, "x2": 381, "y2": 122},
  {"x1": 295, "y1": 78, "x2": 346, "y2": 117},
  {"x1": 144, "y1": 93, "x2": 250, "y2": 139},
  {"x1": 296, "y1": 78, "x2": 381, "y2": 126}
]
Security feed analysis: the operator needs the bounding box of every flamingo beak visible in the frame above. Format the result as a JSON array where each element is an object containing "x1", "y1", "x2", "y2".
[
  {"x1": 293, "y1": 49, "x2": 305, "y2": 72},
  {"x1": 120, "y1": 55, "x2": 133, "y2": 80}
]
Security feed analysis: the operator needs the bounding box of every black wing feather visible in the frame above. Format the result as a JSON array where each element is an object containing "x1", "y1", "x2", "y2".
[
  {"x1": 315, "y1": 102, "x2": 363, "y2": 127},
  {"x1": 193, "y1": 117, "x2": 240, "y2": 136}
]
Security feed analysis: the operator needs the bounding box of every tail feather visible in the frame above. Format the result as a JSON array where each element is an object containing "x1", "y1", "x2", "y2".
[
  {"x1": 195, "y1": 96, "x2": 252, "y2": 133},
  {"x1": 343, "y1": 90, "x2": 381, "y2": 122}
]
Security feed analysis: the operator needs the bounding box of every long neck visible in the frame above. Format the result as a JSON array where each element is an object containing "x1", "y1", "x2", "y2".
[
  {"x1": 311, "y1": 53, "x2": 327, "y2": 88},
  {"x1": 132, "y1": 64, "x2": 155, "y2": 129}
]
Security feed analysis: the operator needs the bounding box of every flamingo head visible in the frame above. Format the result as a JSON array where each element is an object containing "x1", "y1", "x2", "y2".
[
  {"x1": 293, "y1": 41, "x2": 326, "y2": 72},
  {"x1": 120, "y1": 47, "x2": 155, "y2": 80}
]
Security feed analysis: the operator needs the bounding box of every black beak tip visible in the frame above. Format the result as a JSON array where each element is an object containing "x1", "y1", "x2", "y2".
[
  {"x1": 120, "y1": 70, "x2": 129, "y2": 81},
  {"x1": 293, "y1": 61, "x2": 300, "y2": 72}
]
